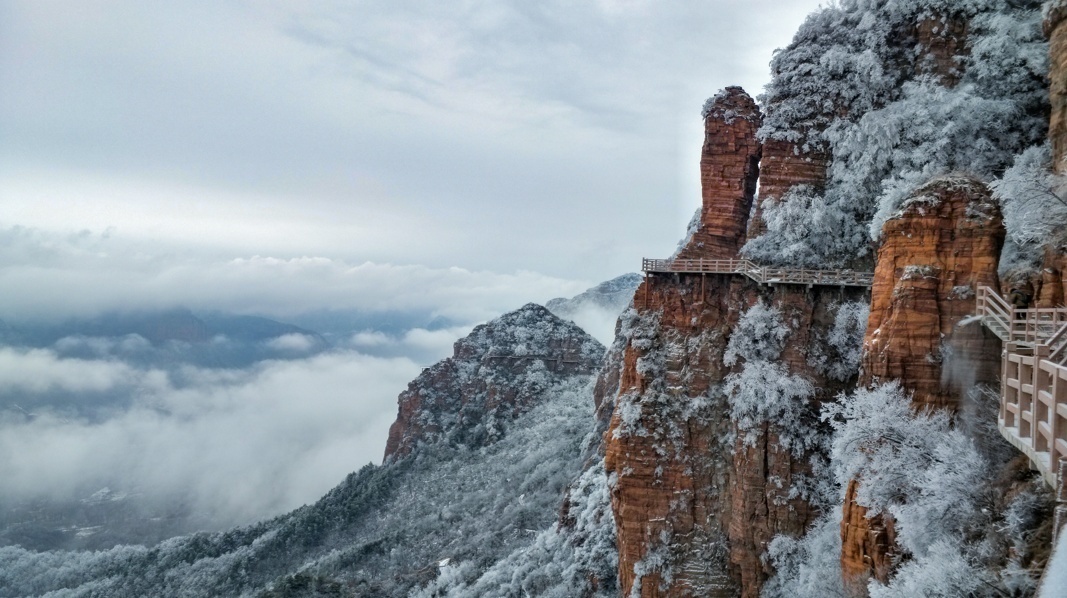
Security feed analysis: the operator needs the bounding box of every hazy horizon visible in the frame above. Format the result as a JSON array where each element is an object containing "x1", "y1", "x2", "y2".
[{"x1": 0, "y1": 0, "x2": 826, "y2": 536}]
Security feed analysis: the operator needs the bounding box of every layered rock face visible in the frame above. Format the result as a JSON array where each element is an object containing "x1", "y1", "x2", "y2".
[
  {"x1": 1033, "y1": 247, "x2": 1067, "y2": 308},
  {"x1": 747, "y1": 141, "x2": 829, "y2": 240},
  {"x1": 1047, "y1": 5, "x2": 1067, "y2": 172},
  {"x1": 603, "y1": 86, "x2": 867, "y2": 597},
  {"x1": 860, "y1": 177, "x2": 1004, "y2": 408},
  {"x1": 841, "y1": 177, "x2": 1005, "y2": 586},
  {"x1": 915, "y1": 14, "x2": 968, "y2": 86},
  {"x1": 384, "y1": 303, "x2": 604, "y2": 460},
  {"x1": 605, "y1": 279, "x2": 867, "y2": 598},
  {"x1": 676, "y1": 88, "x2": 761, "y2": 260}
]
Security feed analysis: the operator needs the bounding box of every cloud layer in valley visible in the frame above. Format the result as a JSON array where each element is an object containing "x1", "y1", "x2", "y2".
[{"x1": 0, "y1": 346, "x2": 421, "y2": 526}]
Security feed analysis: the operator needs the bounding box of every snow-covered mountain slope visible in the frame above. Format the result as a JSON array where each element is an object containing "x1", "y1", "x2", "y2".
[{"x1": 0, "y1": 304, "x2": 610, "y2": 598}]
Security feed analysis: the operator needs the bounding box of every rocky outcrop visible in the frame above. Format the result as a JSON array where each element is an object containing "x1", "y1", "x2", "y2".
[
  {"x1": 676, "y1": 87, "x2": 761, "y2": 260},
  {"x1": 860, "y1": 177, "x2": 1004, "y2": 408},
  {"x1": 841, "y1": 176, "x2": 1005, "y2": 586},
  {"x1": 1028, "y1": 242, "x2": 1067, "y2": 308},
  {"x1": 1047, "y1": 4, "x2": 1067, "y2": 172},
  {"x1": 384, "y1": 303, "x2": 604, "y2": 460},
  {"x1": 602, "y1": 85, "x2": 869, "y2": 597},
  {"x1": 747, "y1": 141, "x2": 829, "y2": 240},
  {"x1": 915, "y1": 14, "x2": 968, "y2": 86}
]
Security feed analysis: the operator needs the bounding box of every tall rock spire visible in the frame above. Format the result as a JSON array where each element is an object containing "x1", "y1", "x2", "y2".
[{"x1": 676, "y1": 87, "x2": 762, "y2": 260}]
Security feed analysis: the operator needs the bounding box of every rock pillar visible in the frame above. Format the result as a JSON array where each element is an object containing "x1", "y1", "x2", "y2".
[
  {"x1": 841, "y1": 177, "x2": 1005, "y2": 588},
  {"x1": 676, "y1": 87, "x2": 761, "y2": 260}
]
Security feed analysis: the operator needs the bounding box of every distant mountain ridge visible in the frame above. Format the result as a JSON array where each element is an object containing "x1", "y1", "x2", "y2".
[
  {"x1": 545, "y1": 273, "x2": 641, "y2": 320},
  {"x1": 1, "y1": 308, "x2": 322, "y2": 347},
  {"x1": 0, "y1": 302, "x2": 612, "y2": 597}
]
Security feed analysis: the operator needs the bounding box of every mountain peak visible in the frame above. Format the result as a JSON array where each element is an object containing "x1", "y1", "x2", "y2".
[{"x1": 384, "y1": 303, "x2": 605, "y2": 460}]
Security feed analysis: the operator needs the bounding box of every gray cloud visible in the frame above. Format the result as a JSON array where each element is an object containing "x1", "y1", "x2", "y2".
[
  {"x1": 1, "y1": 0, "x2": 824, "y2": 280},
  {"x1": 0, "y1": 226, "x2": 588, "y2": 323},
  {"x1": 0, "y1": 348, "x2": 421, "y2": 525},
  {"x1": 0, "y1": 347, "x2": 139, "y2": 394}
]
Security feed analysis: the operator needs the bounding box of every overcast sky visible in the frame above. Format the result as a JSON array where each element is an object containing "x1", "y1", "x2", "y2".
[
  {"x1": 0, "y1": 0, "x2": 825, "y2": 322},
  {"x1": 0, "y1": 0, "x2": 833, "y2": 531}
]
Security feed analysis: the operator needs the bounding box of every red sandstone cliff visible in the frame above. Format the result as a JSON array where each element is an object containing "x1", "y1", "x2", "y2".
[
  {"x1": 841, "y1": 177, "x2": 1005, "y2": 587},
  {"x1": 602, "y1": 87, "x2": 868, "y2": 598}
]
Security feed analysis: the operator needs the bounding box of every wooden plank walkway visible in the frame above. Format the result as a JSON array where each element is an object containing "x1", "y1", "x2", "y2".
[
  {"x1": 641, "y1": 258, "x2": 874, "y2": 287},
  {"x1": 976, "y1": 286, "x2": 1067, "y2": 488}
]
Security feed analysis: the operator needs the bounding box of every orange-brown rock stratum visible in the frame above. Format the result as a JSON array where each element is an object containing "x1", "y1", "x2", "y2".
[
  {"x1": 841, "y1": 176, "x2": 1005, "y2": 589},
  {"x1": 675, "y1": 87, "x2": 761, "y2": 261},
  {"x1": 861, "y1": 176, "x2": 1004, "y2": 409},
  {"x1": 1047, "y1": 4, "x2": 1067, "y2": 172},
  {"x1": 602, "y1": 85, "x2": 869, "y2": 598}
]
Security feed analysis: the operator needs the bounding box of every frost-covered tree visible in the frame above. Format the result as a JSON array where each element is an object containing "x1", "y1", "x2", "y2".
[
  {"x1": 808, "y1": 301, "x2": 869, "y2": 382},
  {"x1": 823, "y1": 383, "x2": 987, "y2": 557},
  {"x1": 742, "y1": 186, "x2": 870, "y2": 268},
  {"x1": 723, "y1": 302, "x2": 818, "y2": 455},
  {"x1": 762, "y1": 514, "x2": 848, "y2": 598},
  {"x1": 991, "y1": 143, "x2": 1067, "y2": 274},
  {"x1": 765, "y1": 382, "x2": 1047, "y2": 597},
  {"x1": 746, "y1": 0, "x2": 1047, "y2": 267}
]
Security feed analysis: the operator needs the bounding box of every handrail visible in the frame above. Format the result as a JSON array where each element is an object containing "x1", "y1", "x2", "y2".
[
  {"x1": 976, "y1": 285, "x2": 1067, "y2": 489},
  {"x1": 641, "y1": 257, "x2": 874, "y2": 288},
  {"x1": 976, "y1": 286, "x2": 1067, "y2": 344},
  {"x1": 1049, "y1": 323, "x2": 1067, "y2": 364}
]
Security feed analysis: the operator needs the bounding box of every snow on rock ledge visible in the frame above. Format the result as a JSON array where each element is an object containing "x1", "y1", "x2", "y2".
[{"x1": 384, "y1": 303, "x2": 605, "y2": 460}]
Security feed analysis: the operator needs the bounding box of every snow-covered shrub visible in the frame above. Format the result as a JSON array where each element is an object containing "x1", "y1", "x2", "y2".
[
  {"x1": 991, "y1": 144, "x2": 1067, "y2": 263},
  {"x1": 809, "y1": 301, "x2": 869, "y2": 382},
  {"x1": 672, "y1": 208, "x2": 701, "y2": 258},
  {"x1": 748, "y1": 0, "x2": 1047, "y2": 267},
  {"x1": 838, "y1": 82, "x2": 1031, "y2": 238},
  {"x1": 724, "y1": 361, "x2": 815, "y2": 455},
  {"x1": 823, "y1": 383, "x2": 987, "y2": 557},
  {"x1": 630, "y1": 533, "x2": 673, "y2": 598},
  {"x1": 414, "y1": 459, "x2": 618, "y2": 598},
  {"x1": 724, "y1": 301, "x2": 790, "y2": 366},
  {"x1": 758, "y1": 4, "x2": 902, "y2": 151},
  {"x1": 723, "y1": 302, "x2": 818, "y2": 455},
  {"x1": 762, "y1": 514, "x2": 847, "y2": 598},
  {"x1": 867, "y1": 541, "x2": 984, "y2": 598},
  {"x1": 766, "y1": 381, "x2": 1051, "y2": 596},
  {"x1": 742, "y1": 186, "x2": 870, "y2": 268}
]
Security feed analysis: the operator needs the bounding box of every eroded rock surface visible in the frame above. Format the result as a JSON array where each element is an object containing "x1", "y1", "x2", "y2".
[
  {"x1": 842, "y1": 176, "x2": 1005, "y2": 586},
  {"x1": 676, "y1": 87, "x2": 761, "y2": 261},
  {"x1": 384, "y1": 303, "x2": 605, "y2": 460},
  {"x1": 1048, "y1": 5, "x2": 1067, "y2": 172}
]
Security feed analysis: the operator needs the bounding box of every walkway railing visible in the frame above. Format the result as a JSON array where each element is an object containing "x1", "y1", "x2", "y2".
[
  {"x1": 641, "y1": 258, "x2": 874, "y2": 287},
  {"x1": 977, "y1": 286, "x2": 1067, "y2": 349},
  {"x1": 976, "y1": 286, "x2": 1067, "y2": 488}
]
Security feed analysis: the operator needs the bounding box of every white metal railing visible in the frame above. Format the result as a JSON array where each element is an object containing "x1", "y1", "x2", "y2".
[{"x1": 641, "y1": 258, "x2": 874, "y2": 287}]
